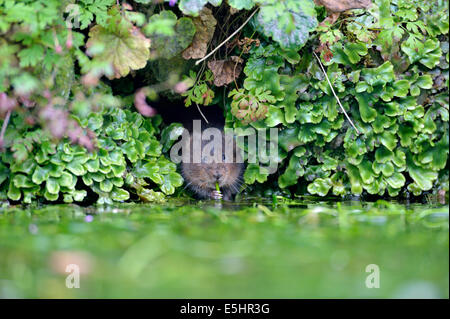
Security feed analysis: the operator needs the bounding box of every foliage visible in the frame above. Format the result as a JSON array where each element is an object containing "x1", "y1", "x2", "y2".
[
  {"x1": 232, "y1": 0, "x2": 449, "y2": 198},
  {"x1": 146, "y1": 10, "x2": 196, "y2": 59},
  {"x1": 254, "y1": 0, "x2": 318, "y2": 50},
  {"x1": 181, "y1": 70, "x2": 215, "y2": 106},
  {"x1": 0, "y1": 0, "x2": 449, "y2": 204},
  {"x1": 86, "y1": 6, "x2": 151, "y2": 79},
  {"x1": 0, "y1": 108, "x2": 183, "y2": 204}
]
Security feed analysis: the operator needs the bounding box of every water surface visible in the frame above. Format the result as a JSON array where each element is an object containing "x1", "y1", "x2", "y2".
[{"x1": 0, "y1": 199, "x2": 448, "y2": 298}]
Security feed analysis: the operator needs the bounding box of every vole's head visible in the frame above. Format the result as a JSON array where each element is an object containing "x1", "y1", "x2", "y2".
[{"x1": 181, "y1": 129, "x2": 244, "y2": 192}]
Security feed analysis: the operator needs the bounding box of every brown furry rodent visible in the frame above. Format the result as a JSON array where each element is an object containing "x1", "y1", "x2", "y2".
[{"x1": 180, "y1": 128, "x2": 244, "y2": 200}]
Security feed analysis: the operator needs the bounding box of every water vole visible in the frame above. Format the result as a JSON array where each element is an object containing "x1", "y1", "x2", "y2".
[{"x1": 180, "y1": 128, "x2": 244, "y2": 200}]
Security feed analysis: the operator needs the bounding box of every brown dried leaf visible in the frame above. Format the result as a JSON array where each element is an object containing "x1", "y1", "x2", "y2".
[
  {"x1": 182, "y1": 7, "x2": 217, "y2": 60},
  {"x1": 207, "y1": 56, "x2": 243, "y2": 87}
]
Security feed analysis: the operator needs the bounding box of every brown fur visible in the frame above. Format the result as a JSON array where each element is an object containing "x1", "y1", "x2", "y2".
[{"x1": 181, "y1": 130, "x2": 244, "y2": 200}]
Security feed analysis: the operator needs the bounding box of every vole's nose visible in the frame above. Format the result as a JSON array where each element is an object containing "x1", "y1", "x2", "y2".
[{"x1": 213, "y1": 173, "x2": 221, "y2": 180}]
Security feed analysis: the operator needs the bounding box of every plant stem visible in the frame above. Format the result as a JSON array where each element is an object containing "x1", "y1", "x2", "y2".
[
  {"x1": 312, "y1": 51, "x2": 361, "y2": 135},
  {"x1": 0, "y1": 110, "x2": 12, "y2": 148},
  {"x1": 195, "y1": 8, "x2": 259, "y2": 66}
]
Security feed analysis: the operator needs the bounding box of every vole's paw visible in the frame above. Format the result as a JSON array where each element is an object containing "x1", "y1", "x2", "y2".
[{"x1": 211, "y1": 190, "x2": 223, "y2": 200}]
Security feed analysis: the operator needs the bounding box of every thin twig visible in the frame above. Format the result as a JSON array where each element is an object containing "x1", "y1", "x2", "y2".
[
  {"x1": 313, "y1": 51, "x2": 361, "y2": 135},
  {"x1": 195, "y1": 8, "x2": 259, "y2": 65},
  {"x1": 195, "y1": 102, "x2": 209, "y2": 124},
  {"x1": 0, "y1": 110, "x2": 12, "y2": 148}
]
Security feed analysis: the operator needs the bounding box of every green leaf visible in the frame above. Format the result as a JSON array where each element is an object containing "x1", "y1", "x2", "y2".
[
  {"x1": 148, "y1": 11, "x2": 196, "y2": 59},
  {"x1": 361, "y1": 61, "x2": 395, "y2": 86},
  {"x1": 386, "y1": 172, "x2": 406, "y2": 189},
  {"x1": 13, "y1": 174, "x2": 35, "y2": 188},
  {"x1": 278, "y1": 155, "x2": 304, "y2": 188},
  {"x1": 228, "y1": 0, "x2": 255, "y2": 10},
  {"x1": 160, "y1": 123, "x2": 185, "y2": 153},
  {"x1": 111, "y1": 187, "x2": 130, "y2": 201},
  {"x1": 73, "y1": 190, "x2": 87, "y2": 202},
  {"x1": 345, "y1": 163, "x2": 363, "y2": 194},
  {"x1": 136, "y1": 188, "x2": 166, "y2": 202},
  {"x1": 86, "y1": 12, "x2": 150, "y2": 79},
  {"x1": 133, "y1": 161, "x2": 160, "y2": 180},
  {"x1": 66, "y1": 159, "x2": 87, "y2": 176},
  {"x1": 307, "y1": 178, "x2": 332, "y2": 196},
  {"x1": 401, "y1": 38, "x2": 442, "y2": 69},
  {"x1": 256, "y1": 0, "x2": 318, "y2": 50},
  {"x1": 58, "y1": 172, "x2": 74, "y2": 188},
  {"x1": 406, "y1": 153, "x2": 438, "y2": 191},
  {"x1": 7, "y1": 182, "x2": 21, "y2": 201},
  {"x1": 355, "y1": 93, "x2": 377, "y2": 123},
  {"x1": 392, "y1": 80, "x2": 410, "y2": 97},
  {"x1": 100, "y1": 179, "x2": 114, "y2": 192},
  {"x1": 244, "y1": 164, "x2": 269, "y2": 184},
  {"x1": 375, "y1": 146, "x2": 394, "y2": 164},
  {"x1": 32, "y1": 166, "x2": 51, "y2": 185},
  {"x1": 18, "y1": 44, "x2": 44, "y2": 67},
  {"x1": 44, "y1": 189, "x2": 58, "y2": 201},
  {"x1": 178, "y1": 0, "x2": 222, "y2": 16},
  {"x1": 160, "y1": 172, "x2": 184, "y2": 195},
  {"x1": 46, "y1": 177, "x2": 60, "y2": 195},
  {"x1": 344, "y1": 42, "x2": 368, "y2": 64}
]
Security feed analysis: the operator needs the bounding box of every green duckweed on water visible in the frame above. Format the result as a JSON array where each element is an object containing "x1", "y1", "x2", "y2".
[{"x1": 0, "y1": 199, "x2": 448, "y2": 298}]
